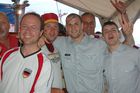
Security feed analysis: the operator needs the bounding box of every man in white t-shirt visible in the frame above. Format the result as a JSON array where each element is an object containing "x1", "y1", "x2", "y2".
[{"x1": 0, "y1": 12, "x2": 52, "y2": 93}]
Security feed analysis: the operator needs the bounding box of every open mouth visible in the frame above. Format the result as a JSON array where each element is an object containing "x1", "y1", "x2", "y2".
[{"x1": 108, "y1": 36, "x2": 114, "y2": 40}]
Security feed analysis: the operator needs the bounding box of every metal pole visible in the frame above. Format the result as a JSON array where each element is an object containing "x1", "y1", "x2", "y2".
[{"x1": 12, "y1": 0, "x2": 29, "y2": 32}]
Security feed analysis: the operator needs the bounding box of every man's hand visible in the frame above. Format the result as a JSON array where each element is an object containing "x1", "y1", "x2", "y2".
[
  {"x1": 119, "y1": 13, "x2": 134, "y2": 45},
  {"x1": 119, "y1": 13, "x2": 133, "y2": 38},
  {"x1": 110, "y1": 0, "x2": 135, "y2": 45},
  {"x1": 38, "y1": 35, "x2": 46, "y2": 48},
  {"x1": 110, "y1": 0, "x2": 129, "y2": 23},
  {"x1": 110, "y1": 0, "x2": 126, "y2": 14}
]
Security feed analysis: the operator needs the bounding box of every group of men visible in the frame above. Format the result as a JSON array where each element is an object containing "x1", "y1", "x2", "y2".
[{"x1": 0, "y1": 0, "x2": 140, "y2": 93}]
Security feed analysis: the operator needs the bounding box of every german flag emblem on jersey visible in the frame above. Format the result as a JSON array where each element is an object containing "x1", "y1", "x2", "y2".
[{"x1": 23, "y1": 68, "x2": 32, "y2": 78}]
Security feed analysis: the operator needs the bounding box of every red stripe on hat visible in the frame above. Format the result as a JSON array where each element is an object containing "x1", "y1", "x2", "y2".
[
  {"x1": 0, "y1": 47, "x2": 19, "y2": 80},
  {"x1": 41, "y1": 13, "x2": 58, "y2": 24},
  {"x1": 30, "y1": 53, "x2": 44, "y2": 93}
]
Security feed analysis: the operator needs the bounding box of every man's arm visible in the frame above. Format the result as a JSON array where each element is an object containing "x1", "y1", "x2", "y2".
[
  {"x1": 118, "y1": 13, "x2": 134, "y2": 45},
  {"x1": 110, "y1": 0, "x2": 135, "y2": 46}
]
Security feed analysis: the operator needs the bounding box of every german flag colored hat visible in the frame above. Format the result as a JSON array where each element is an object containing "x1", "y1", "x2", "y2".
[{"x1": 41, "y1": 13, "x2": 58, "y2": 24}]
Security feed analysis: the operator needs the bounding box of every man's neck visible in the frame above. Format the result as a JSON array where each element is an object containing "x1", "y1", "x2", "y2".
[
  {"x1": 108, "y1": 42, "x2": 121, "y2": 53},
  {"x1": 72, "y1": 33, "x2": 85, "y2": 44},
  {"x1": 21, "y1": 44, "x2": 40, "y2": 56}
]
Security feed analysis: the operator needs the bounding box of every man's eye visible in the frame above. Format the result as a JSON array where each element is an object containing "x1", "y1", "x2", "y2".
[{"x1": 21, "y1": 26, "x2": 27, "y2": 30}]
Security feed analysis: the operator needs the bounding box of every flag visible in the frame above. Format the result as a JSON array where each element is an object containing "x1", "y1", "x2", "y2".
[{"x1": 0, "y1": 3, "x2": 15, "y2": 24}]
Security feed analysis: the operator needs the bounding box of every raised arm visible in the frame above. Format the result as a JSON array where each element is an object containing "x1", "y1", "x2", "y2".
[
  {"x1": 110, "y1": 0, "x2": 135, "y2": 46},
  {"x1": 118, "y1": 14, "x2": 134, "y2": 45}
]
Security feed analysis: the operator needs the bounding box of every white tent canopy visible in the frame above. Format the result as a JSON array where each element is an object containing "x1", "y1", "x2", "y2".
[{"x1": 56, "y1": 0, "x2": 140, "y2": 24}]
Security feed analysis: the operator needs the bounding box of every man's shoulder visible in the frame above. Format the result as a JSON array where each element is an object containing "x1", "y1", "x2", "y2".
[
  {"x1": 4, "y1": 47, "x2": 19, "y2": 55},
  {"x1": 1, "y1": 47, "x2": 19, "y2": 61},
  {"x1": 54, "y1": 36, "x2": 68, "y2": 47},
  {"x1": 55, "y1": 36, "x2": 66, "y2": 42},
  {"x1": 8, "y1": 32, "x2": 18, "y2": 39},
  {"x1": 122, "y1": 44, "x2": 139, "y2": 54},
  {"x1": 89, "y1": 37, "x2": 106, "y2": 47}
]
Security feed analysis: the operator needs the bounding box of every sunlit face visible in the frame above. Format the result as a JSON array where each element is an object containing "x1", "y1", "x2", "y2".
[
  {"x1": 102, "y1": 24, "x2": 120, "y2": 46},
  {"x1": 66, "y1": 16, "x2": 83, "y2": 39},
  {"x1": 19, "y1": 15, "x2": 42, "y2": 45},
  {"x1": 43, "y1": 22, "x2": 59, "y2": 42},
  {"x1": 0, "y1": 13, "x2": 10, "y2": 38},
  {"x1": 82, "y1": 14, "x2": 95, "y2": 35}
]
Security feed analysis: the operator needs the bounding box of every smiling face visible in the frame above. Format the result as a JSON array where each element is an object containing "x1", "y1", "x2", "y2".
[
  {"x1": 19, "y1": 14, "x2": 42, "y2": 46},
  {"x1": 43, "y1": 22, "x2": 59, "y2": 42},
  {"x1": 102, "y1": 24, "x2": 120, "y2": 47},
  {"x1": 66, "y1": 14, "x2": 83, "y2": 41}
]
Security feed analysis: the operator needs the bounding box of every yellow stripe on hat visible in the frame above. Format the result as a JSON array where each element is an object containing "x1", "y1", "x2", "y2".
[{"x1": 44, "y1": 19, "x2": 58, "y2": 24}]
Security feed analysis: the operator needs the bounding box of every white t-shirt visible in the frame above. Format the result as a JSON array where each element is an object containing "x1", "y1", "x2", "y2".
[{"x1": 0, "y1": 47, "x2": 52, "y2": 93}]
